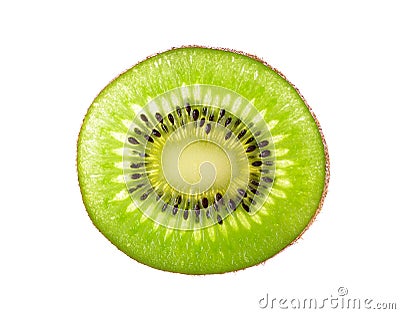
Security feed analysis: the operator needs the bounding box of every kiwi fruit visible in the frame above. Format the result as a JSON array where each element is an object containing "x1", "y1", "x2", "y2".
[{"x1": 77, "y1": 46, "x2": 329, "y2": 274}]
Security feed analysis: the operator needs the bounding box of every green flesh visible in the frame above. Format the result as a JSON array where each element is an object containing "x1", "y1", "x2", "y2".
[{"x1": 77, "y1": 47, "x2": 328, "y2": 274}]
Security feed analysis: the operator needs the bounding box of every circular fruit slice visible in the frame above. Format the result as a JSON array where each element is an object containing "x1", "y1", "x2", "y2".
[{"x1": 77, "y1": 47, "x2": 329, "y2": 274}]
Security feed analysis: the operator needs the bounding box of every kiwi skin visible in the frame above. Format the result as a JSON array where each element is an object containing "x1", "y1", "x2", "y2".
[{"x1": 77, "y1": 45, "x2": 330, "y2": 274}]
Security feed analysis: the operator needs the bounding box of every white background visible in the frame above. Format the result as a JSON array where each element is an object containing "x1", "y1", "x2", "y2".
[{"x1": 1, "y1": 1, "x2": 399, "y2": 313}]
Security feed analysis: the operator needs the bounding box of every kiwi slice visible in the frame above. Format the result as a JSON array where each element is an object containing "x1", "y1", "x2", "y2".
[{"x1": 77, "y1": 47, "x2": 329, "y2": 274}]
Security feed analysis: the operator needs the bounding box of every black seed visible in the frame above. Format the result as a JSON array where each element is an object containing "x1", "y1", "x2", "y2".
[
  {"x1": 161, "y1": 123, "x2": 168, "y2": 133},
  {"x1": 246, "y1": 145, "x2": 256, "y2": 153},
  {"x1": 237, "y1": 129, "x2": 247, "y2": 139},
  {"x1": 251, "y1": 179, "x2": 260, "y2": 186},
  {"x1": 128, "y1": 137, "x2": 139, "y2": 145},
  {"x1": 215, "y1": 192, "x2": 223, "y2": 202},
  {"x1": 217, "y1": 215, "x2": 223, "y2": 225},
  {"x1": 194, "y1": 203, "x2": 200, "y2": 216},
  {"x1": 162, "y1": 203, "x2": 168, "y2": 212},
  {"x1": 131, "y1": 173, "x2": 142, "y2": 179},
  {"x1": 245, "y1": 137, "x2": 254, "y2": 144},
  {"x1": 202, "y1": 107, "x2": 207, "y2": 115},
  {"x1": 183, "y1": 209, "x2": 189, "y2": 220},
  {"x1": 228, "y1": 199, "x2": 236, "y2": 211},
  {"x1": 265, "y1": 161, "x2": 274, "y2": 166},
  {"x1": 218, "y1": 109, "x2": 225, "y2": 121},
  {"x1": 139, "y1": 152, "x2": 149, "y2": 157},
  {"x1": 213, "y1": 202, "x2": 219, "y2": 211},
  {"x1": 155, "y1": 191, "x2": 163, "y2": 200},
  {"x1": 251, "y1": 188, "x2": 260, "y2": 195},
  {"x1": 172, "y1": 206, "x2": 178, "y2": 215},
  {"x1": 248, "y1": 122, "x2": 254, "y2": 128},
  {"x1": 205, "y1": 124, "x2": 211, "y2": 134},
  {"x1": 262, "y1": 177, "x2": 274, "y2": 183},
  {"x1": 199, "y1": 117, "x2": 205, "y2": 127},
  {"x1": 252, "y1": 161, "x2": 262, "y2": 167},
  {"x1": 155, "y1": 112, "x2": 163, "y2": 123},
  {"x1": 225, "y1": 131, "x2": 232, "y2": 140},
  {"x1": 202, "y1": 197, "x2": 209, "y2": 208},
  {"x1": 128, "y1": 184, "x2": 144, "y2": 193},
  {"x1": 259, "y1": 140, "x2": 269, "y2": 147},
  {"x1": 206, "y1": 210, "x2": 211, "y2": 218},
  {"x1": 242, "y1": 203, "x2": 250, "y2": 213},
  {"x1": 176, "y1": 107, "x2": 182, "y2": 117},
  {"x1": 260, "y1": 150, "x2": 271, "y2": 157},
  {"x1": 192, "y1": 109, "x2": 199, "y2": 121},
  {"x1": 134, "y1": 128, "x2": 142, "y2": 135},
  {"x1": 130, "y1": 163, "x2": 143, "y2": 168},
  {"x1": 175, "y1": 195, "x2": 182, "y2": 205},
  {"x1": 168, "y1": 113, "x2": 174, "y2": 125},
  {"x1": 140, "y1": 114, "x2": 148, "y2": 122},
  {"x1": 254, "y1": 130, "x2": 261, "y2": 136},
  {"x1": 209, "y1": 113, "x2": 214, "y2": 121},
  {"x1": 249, "y1": 198, "x2": 256, "y2": 205},
  {"x1": 140, "y1": 193, "x2": 149, "y2": 200},
  {"x1": 234, "y1": 119, "x2": 241, "y2": 127},
  {"x1": 224, "y1": 117, "x2": 232, "y2": 127},
  {"x1": 152, "y1": 129, "x2": 161, "y2": 137},
  {"x1": 185, "y1": 103, "x2": 191, "y2": 115},
  {"x1": 144, "y1": 135, "x2": 154, "y2": 143},
  {"x1": 238, "y1": 188, "x2": 247, "y2": 197}
]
